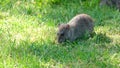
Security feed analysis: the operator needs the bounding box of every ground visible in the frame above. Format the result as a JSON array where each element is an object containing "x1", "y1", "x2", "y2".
[{"x1": 0, "y1": 0, "x2": 120, "y2": 68}]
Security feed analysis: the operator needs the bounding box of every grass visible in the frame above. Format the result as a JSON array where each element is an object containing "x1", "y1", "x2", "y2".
[{"x1": 0, "y1": 0, "x2": 120, "y2": 68}]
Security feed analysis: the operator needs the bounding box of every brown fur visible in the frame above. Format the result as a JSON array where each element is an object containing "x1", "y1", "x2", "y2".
[{"x1": 57, "y1": 14, "x2": 94, "y2": 43}]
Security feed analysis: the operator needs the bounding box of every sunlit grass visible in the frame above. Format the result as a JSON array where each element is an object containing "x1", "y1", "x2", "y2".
[{"x1": 0, "y1": 0, "x2": 120, "y2": 68}]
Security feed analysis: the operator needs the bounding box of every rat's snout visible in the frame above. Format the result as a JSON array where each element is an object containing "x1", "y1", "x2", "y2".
[
  {"x1": 57, "y1": 37, "x2": 64, "y2": 43},
  {"x1": 57, "y1": 38, "x2": 62, "y2": 43}
]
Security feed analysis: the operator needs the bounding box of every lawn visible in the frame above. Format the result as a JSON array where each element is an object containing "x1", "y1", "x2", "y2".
[{"x1": 0, "y1": 0, "x2": 120, "y2": 68}]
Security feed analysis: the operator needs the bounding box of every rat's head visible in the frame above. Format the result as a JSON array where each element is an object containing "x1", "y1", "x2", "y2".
[{"x1": 57, "y1": 24, "x2": 70, "y2": 43}]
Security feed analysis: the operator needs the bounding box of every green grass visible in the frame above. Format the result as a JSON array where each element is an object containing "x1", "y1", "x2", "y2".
[{"x1": 0, "y1": 0, "x2": 120, "y2": 68}]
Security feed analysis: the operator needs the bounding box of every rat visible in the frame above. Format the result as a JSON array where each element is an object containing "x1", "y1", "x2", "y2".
[{"x1": 57, "y1": 14, "x2": 94, "y2": 43}]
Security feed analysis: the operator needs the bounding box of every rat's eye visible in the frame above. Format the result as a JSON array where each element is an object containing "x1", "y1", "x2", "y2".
[{"x1": 61, "y1": 33, "x2": 64, "y2": 36}]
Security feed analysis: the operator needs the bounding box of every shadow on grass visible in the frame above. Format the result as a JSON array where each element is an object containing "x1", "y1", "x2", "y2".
[
  {"x1": 59, "y1": 32, "x2": 112, "y2": 47},
  {"x1": 27, "y1": 42, "x2": 75, "y2": 62},
  {"x1": 9, "y1": 32, "x2": 117, "y2": 67},
  {"x1": 92, "y1": 32, "x2": 112, "y2": 44}
]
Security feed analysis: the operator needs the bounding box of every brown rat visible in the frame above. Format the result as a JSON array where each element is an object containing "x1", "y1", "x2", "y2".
[{"x1": 57, "y1": 14, "x2": 94, "y2": 43}]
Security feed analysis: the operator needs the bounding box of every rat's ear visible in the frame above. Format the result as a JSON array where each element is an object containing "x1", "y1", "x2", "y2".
[{"x1": 66, "y1": 24, "x2": 70, "y2": 29}]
